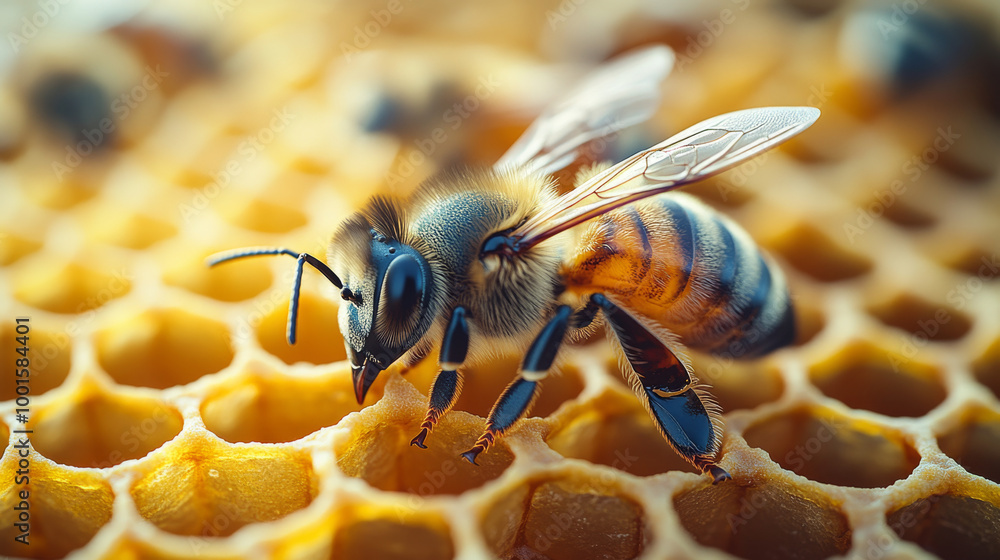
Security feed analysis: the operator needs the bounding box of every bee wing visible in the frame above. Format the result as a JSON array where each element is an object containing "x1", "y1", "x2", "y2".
[
  {"x1": 494, "y1": 45, "x2": 674, "y2": 176},
  {"x1": 511, "y1": 106, "x2": 821, "y2": 248}
]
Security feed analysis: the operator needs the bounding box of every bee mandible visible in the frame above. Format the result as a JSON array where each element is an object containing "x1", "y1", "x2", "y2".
[{"x1": 209, "y1": 46, "x2": 819, "y2": 483}]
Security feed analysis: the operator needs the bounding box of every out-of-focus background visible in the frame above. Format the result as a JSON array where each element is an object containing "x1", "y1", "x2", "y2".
[{"x1": 1, "y1": 0, "x2": 1000, "y2": 559}]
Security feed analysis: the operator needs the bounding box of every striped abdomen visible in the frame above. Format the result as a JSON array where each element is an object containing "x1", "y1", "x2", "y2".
[{"x1": 562, "y1": 192, "x2": 794, "y2": 358}]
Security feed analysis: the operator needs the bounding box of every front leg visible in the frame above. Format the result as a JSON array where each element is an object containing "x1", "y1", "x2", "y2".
[
  {"x1": 591, "y1": 293, "x2": 731, "y2": 483},
  {"x1": 410, "y1": 307, "x2": 469, "y2": 448},
  {"x1": 461, "y1": 305, "x2": 572, "y2": 465}
]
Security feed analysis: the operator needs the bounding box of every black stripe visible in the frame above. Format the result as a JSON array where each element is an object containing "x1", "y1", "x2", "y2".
[
  {"x1": 695, "y1": 218, "x2": 740, "y2": 349},
  {"x1": 744, "y1": 296, "x2": 796, "y2": 357},
  {"x1": 713, "y1": 254, "x2": 772, "y2": 358},
  {"x1": 659, "y1": 199, "x2": 695, "y2": 301},
  {"x1": 713, "y1": 217, "x2": 738, "y2": 296},
  {"x1": 624, "y1": 206, "x2": 652, "y2": 280}
]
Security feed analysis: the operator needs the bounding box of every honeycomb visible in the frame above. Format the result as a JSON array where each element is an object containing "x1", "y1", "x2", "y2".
[{"x1": 1, "y1": 0, "x2": 999, "y2": 559}]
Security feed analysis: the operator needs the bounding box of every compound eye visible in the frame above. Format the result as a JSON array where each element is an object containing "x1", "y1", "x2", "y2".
[{"x1": 381, "y1": 254, "x2": 424, "y2": 328}]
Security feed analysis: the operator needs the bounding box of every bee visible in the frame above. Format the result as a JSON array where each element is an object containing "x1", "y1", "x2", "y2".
[{"x1": 209, "y1": 46, "x2": 818, "y2": 483}]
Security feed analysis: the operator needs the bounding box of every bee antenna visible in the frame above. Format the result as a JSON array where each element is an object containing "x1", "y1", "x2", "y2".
[{"x1": 206, "y1": 247, "x2": 343, "y2": 345}]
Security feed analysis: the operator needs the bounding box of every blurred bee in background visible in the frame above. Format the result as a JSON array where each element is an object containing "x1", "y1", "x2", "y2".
[{"x1": 210, "y1": 46, "x2": 818, "y2": 483}]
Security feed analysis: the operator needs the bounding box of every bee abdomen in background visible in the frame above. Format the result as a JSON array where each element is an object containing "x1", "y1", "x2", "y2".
[{"x1": 564, "y1": 192, "x2": 794, "y2": 359}]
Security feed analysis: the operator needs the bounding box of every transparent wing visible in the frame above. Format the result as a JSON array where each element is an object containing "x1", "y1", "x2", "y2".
[
  {"x1": 511, "y1": 106, "x2": 821, "y2": 248},
  {"x1": 494, "y1": 45, "x2": 674, "y2": 176}
]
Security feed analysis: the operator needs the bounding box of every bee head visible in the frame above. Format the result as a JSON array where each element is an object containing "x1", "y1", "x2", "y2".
[{"x1": 329, "y1": 197, "x2": 440, "y2": 404}]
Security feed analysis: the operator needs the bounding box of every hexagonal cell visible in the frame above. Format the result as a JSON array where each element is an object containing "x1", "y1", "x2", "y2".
[
  {"x1": 937, "y1": 116, "x2": 999, "y2": 182},
  {"x1": 937, "y1": 406, "x2": 1000, "y2": 484},
  {"x1": 809, "y1": 341, "x2": 946, "y2": 417},
  {"x1": 0, "y1": 452, "x2": 114, "y2": 558},
  {"x1": 939, "y1": 245, "x2": 1000, "y2": 277},
  {"x1": 793, "y1": 301, "x2": 826, "y2": 346},
  {"x1": 257, "y1": 291, "x2": 346, "y2": 366},
  {"x1": 765, "y1": 222, "x2": 873, "y2": 282},
  {"x1": 96, "y1": 308, "x2": 234, "y2": 388},
  {"x1": 878, "y1": 197, "x2": 937, "y2": 229},
  {"x1": 546, "y1": 389, "x2": 698, "y2": 476},
  {"x1": 130, "y1": 435, "x2": 316, "y2": 537},
  {"x1": 688, "y1": 356, "x2": 785, "y2": 413},
  {"x1": 331, "y1": 506, "x2": 454, "y2": 560},
  {"x1": 202, "y1": 367, "x2": 362, "y2": 444},
  {"x1": 0, "y1": 229, "x2": 42, "y2": 266},
  {"x1": 868, "y1": 293, "x2": 972, "y2": 343},
  {"x1": 744, "y1": 406, "x2": 919, "y2": 487},
  {"x1": 12, "y1": 259, "x2": 131, "y2": 314},
  {"x1": 887, "y1": 494, "x2": 1000, "y2": 560},
  {"x1": 86, "y1": 208, "x2": 177, "y2": 249},
  {"x1": 482, "y1": 476, "x2": 646, "y2": 560},
  {"x1": 29, "y1": 380, "x2": 183, "y2": 468},
  {"x1": 971, "y1": 337, "x2": 1000, "y2": 400},
  {"x1": 336, "y1": 395, "x2": 514, "y2": 496},
  {"x1": 18, "y1": 174, "x2": 100, "y2": 210},
  {"x1": 162, "y1": 246, "x2": 272, "y2": 302},
  {"x1": 0, "y1": 324, "x2": 71, "y2": 401},
  {"x1": 161, "y1": 135, "x2": 242, "y2": 189},
  {"x1": 674, "y1": 478, "x2": 852, "y2": 560},
  {"x1": 217, "y1": 196, "x2": 309, "y2": 233},
  {"x1": 101, "y1": 537, "x2": 248, "y2": 560}
]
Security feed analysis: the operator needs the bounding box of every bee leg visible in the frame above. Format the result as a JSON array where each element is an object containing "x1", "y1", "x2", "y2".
[
  {"x1": 410, "y1": 307, "x2": 469, "y2": 449},
  {"x1": 461, "y1": 305, "x2": 572, "y2": 465},
  {"x1": 591, "y1": 294, "x2": 731, "y2": 484}
]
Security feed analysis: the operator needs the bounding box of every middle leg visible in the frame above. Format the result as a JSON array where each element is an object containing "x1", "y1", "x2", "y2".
[
  {"x1": 461, "y1": 305, "x2": 573, "y2": 464},
  {"x1": 410, "y1": 307, "x2": 469, "y2": 448}
]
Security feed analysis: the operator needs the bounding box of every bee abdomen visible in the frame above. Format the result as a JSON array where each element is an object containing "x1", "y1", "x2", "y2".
[{"x1": 565, "y1": 192, "x2": 794, "y2": 359}]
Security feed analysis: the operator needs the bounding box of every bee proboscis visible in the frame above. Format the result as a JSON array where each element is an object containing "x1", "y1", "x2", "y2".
[{"x1": 209, "y1": 46, "x2": 818, "y2": 482}]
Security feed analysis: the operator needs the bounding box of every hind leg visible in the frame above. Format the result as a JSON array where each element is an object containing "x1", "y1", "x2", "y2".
[{"x1": 591, "y1": 293, "x2": 730, "y2": 483}]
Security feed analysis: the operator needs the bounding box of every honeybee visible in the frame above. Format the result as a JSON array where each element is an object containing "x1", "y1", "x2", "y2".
[{"x1": 209, "y1": 46, "x2": 818, "y2": 483}]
